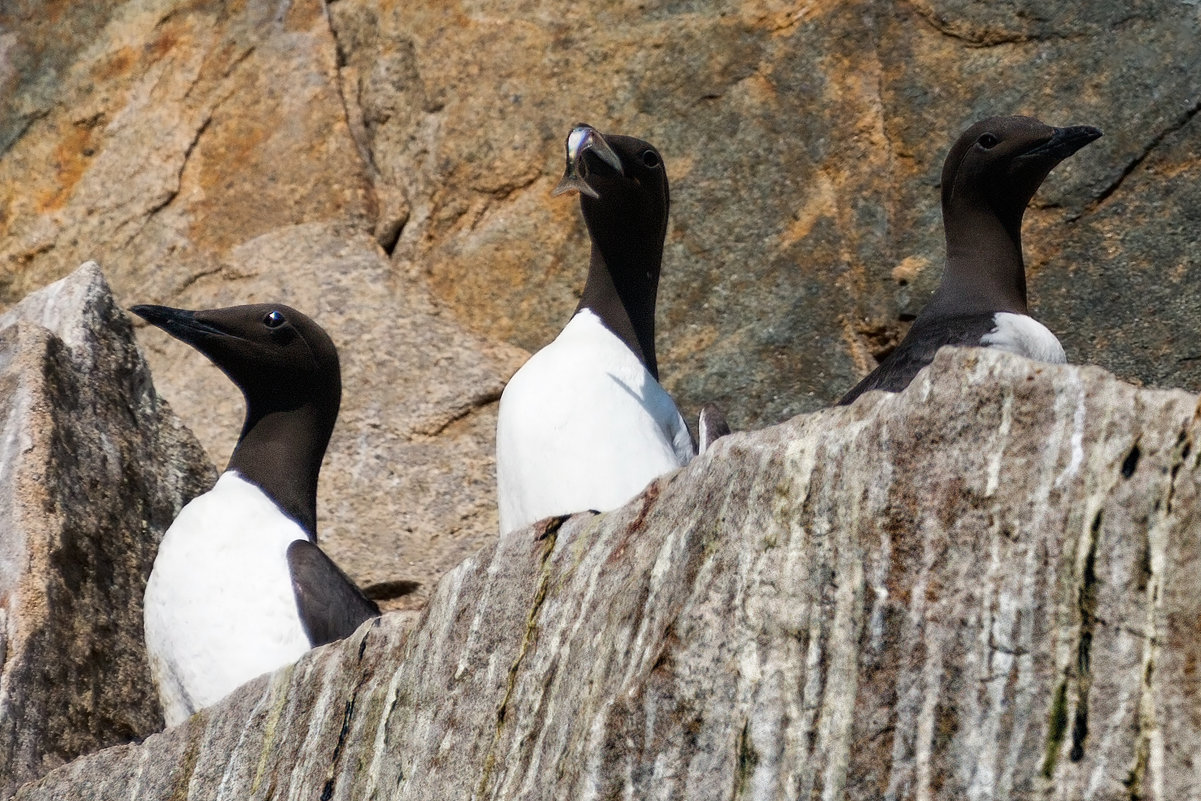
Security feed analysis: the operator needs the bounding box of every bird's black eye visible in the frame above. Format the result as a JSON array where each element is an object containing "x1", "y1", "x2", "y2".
[
  {"x1": 641, "y1": 150, "x2": 661, "y2": 168},
  {"x1": 263, "y1": 310, "x2": 286, "y2": 328},
  {"x1": 977, "y1": 133, "x2": 999, "y2": 149}
]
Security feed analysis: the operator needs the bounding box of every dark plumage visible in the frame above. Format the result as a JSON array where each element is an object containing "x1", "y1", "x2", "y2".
[
  {"x1": 133, "y1": 302, "x2": 378, "y2": 725},
  {"x1": 840, "y1": 115, "x2": 1101, "y2": 404},
  {"x1": 495, "y1": 124, "x2": 694, "y2": 535}
]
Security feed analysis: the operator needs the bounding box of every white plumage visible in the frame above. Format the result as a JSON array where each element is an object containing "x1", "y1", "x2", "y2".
[
  {"x1": 496, "y1": 310, "x2": 694, "y2": 534},
  {"x1": 981, "y1": 311, "x2": 1066, "y2": 364},
  {"x1": 143, "y1": 471, "x2": 310, "y2": 726}
]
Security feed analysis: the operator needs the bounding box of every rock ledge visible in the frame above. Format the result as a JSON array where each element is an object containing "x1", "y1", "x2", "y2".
[{"x1": 13, "y1": 345, "x2": 1201, "y2": 800}]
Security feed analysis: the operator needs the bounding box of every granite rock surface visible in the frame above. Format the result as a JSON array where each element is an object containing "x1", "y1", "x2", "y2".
[
  {"x1": 12, "y1": 346, "x2": 1201, "y2": 800},
  {"x1": 3, "y1": 0, "x2": 1198, "y2": 611},
  {"x1": 0, "y1": 263, "x2": 213, "y2": 796}
]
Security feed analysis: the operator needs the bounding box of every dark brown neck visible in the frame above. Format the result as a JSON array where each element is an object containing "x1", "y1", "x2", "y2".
[
  {"x1": 226, "y1": 395, "x2": 337, "y2": 541},
  {"x1": 576, "y1": 218, "x2": 663, "y2": 380},
  {"x1": 924, "y1": 203, "x2": 1029, "y2": 321}
]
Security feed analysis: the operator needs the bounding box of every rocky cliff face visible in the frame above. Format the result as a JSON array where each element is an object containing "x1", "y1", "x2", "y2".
[
  {"x1": 3, "y1": 1, "x2": 1201, "y2": 797},
  {"x1": 3, "y1": 0, "x2": 1199, "y2": 614},
  {"x1": 0, "y1": 263, "x2": 213, "y2": 796},
  {"x1": 9, "y1": 328, "x2": 1201, "y2": 799}
]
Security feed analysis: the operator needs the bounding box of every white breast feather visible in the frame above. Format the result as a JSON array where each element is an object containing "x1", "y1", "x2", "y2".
[
  {"x1": 143, "y1": 472, "x2": 311, "y2": 726},
  {"x1": 496, "y1": 310, "x2": 695, "y2": 535},
  {"x1": 981, "y1": 312, "x2": 1066, "y2": 364}
]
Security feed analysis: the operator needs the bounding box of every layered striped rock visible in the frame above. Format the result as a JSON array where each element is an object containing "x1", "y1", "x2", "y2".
[
  {"x1": 4, "y1": 0, "x2": 1201, "y2": 624},
  {"x1": 15, "y1": 346, "x2": 1201, "y2": 800}
]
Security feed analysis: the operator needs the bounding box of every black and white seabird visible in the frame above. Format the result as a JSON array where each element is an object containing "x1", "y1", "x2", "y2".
[
  {"x1": 132, "y1": 302, "x2": 379, "y2": 726},
  {"x1": 839, "y1": 115, "x2": 1101, "y2": 405},
  {"x1": 495, "y1": 124, "x2": 694, "y2": 534}
]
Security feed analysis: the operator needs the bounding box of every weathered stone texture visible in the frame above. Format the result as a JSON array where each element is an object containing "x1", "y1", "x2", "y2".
[
  {"x1": 0, "y1": 263, "x2": 214, "y2": 796},
  {"x1": 2, "y1": 0, "x2": 530, "y2": 610},
  {"x1": 13, "y1": 348, "x2": 1201, "y2": 800},
  {"x1": 131, "y1": 222, "x2": 527, "y2": 614},
  {"x1": 4, "y1": 0, "x2": 1199, "y2": 614},
  {"x1": 3, "y1": 1, "x2": 1201, "y2": 795},
  {"x1": 328, "y1": 0, "x2": 1201, "y2": 426}
]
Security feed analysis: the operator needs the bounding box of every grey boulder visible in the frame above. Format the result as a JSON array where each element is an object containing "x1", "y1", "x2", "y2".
[
  {"x1": 0, "y1": 262, "x2": 214, "y2": 797},
  {"x1": 13, "y1": 344, "x2": 1201, "y2": 800}
]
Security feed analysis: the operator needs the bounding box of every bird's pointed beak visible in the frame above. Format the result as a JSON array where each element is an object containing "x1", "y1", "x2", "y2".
[
  {"x1": 1021, "y1": 125, "x2": 1103, "y2": 162},
  {"x1": 130, "y1": 304, "x2": 227, "y2": 347},
  {"x1": 552, "y1": 124, "x2": 623, "y2": 199}
]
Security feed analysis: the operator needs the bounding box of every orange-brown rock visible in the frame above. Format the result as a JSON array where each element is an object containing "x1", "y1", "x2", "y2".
[
  {"x1": 0, "y1": 2, "x2": 1199, "y2": 784},
  {"x1": 4, "y1": 0, "x2": 1200, "y2": 613}
]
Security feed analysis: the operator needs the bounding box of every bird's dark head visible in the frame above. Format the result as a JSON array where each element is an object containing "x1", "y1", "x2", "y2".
[
  {"x1": 552, "y1": 123, "x2": 669, "y2": 242},
  {"x1": 942, "y1": 115, "x2": 1101, "y2": 227},
  {"x1": 131, "y1": 302, "x2": 341, "y2": 414}
]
